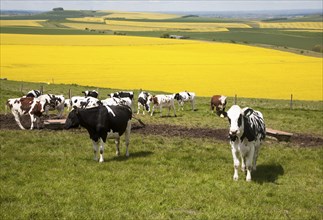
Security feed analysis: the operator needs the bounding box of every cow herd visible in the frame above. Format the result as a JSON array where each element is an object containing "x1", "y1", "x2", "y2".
[{"x1": 5, "y1": 89, "x2": 266, "y2": 181}]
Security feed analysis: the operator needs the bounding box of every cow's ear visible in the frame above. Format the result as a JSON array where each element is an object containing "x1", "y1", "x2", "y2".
[{"x1": 243, "y1": 108, "x2": 254, "y2": 117}]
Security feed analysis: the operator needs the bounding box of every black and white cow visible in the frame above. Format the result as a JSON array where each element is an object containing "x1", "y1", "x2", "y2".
[
  {"x1": 38, "y1": 94, "x2": 65, "y2": 118},
  {"x1": 26, "y1": 90, "x2": 42, "y2": 98},
  {"x1": 137, "y1": 91, "x2": 151, "y2": 115},
  {"x1": 226, "y1": 105, "x2": 266, "y2": 181},
  {"x1": 101, "y1": 97, "x2": 132, "y2": 108},
  {"x1": 6, "y1": 97, "x2": 47, "y2": 130},
  {"x1": 109, "y1": 91, "x2": 134, "y2": 100},
  {"x1": 173, "y1": 91, "x2": 196, "y2": 111},
  {"x1": 65, "y1": 105, "x2": 132, "y2": 162},
  {"x1": 82, "y1": 90, "x2": 99, "y2": 98}
]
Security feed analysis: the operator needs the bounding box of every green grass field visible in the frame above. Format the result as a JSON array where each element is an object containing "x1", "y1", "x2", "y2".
[{"x1": 1, "y1": 80, "x2": 322, "y2": 219}]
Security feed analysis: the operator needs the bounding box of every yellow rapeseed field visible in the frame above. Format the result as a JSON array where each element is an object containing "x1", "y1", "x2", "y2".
[
  {"x1": 0, "y1": 34, "x2": 322, "y2": 100},
  {"x1": 100, "y1": 11, "x2": 181, "y2": 20},
  {"x1": 62, "y1": 20, "x2": 232, "y2": 32},
  {"x1": 258, "y1": 22, "x2": 323, "y2": 30},
  {"x1": 0, "y1": 20, "x2": 45, "y2": 27}
]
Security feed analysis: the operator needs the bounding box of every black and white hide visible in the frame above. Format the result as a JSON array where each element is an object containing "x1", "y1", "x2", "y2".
[
  {"x1": 26, "y1": 90, "x2": 42, "y2": 98},
  {"x1": 137, "y1": 91, "x2": 151, "y2": 115},
  {"x1": 226, "y1": 105, "x2": 266, "y2": 181},
  {"x1": 38, "y1": 94, "x2": 65, "y2": 118},
  {"x1": 173, "y1": 91, "x2": 196, "y2": 111},
  {"x1": 82, "y1": 90, "x2": 99, "y2": 98},
  {"x1": 65, "y1": 105, "x2": 132, "y2": 162}
]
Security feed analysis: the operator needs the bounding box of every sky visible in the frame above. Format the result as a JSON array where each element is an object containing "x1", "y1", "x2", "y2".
[{"x1": 1, "y1": 0, "x2": 322, "y2": 12}]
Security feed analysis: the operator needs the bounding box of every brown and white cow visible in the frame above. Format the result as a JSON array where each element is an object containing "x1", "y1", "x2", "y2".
[
  {"x1": 148, "y1": 94, "x2": 177, "y2": 117},
  {"x1": 6, "y1": 97, "x2": 47, "y2": 130},
  {"x1": 210, "y1": 95, "x2": 227, "y2": 117}
]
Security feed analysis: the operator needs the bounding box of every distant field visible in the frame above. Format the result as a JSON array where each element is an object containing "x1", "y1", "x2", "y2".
[
  {"x1": 101, "y1": 11, "x2": 181, "y2": 20},
  {"x1": 1, "y1": 33, "x2": 322, "y2": 100},
  {"x1": 0, "y1": 10, "x2": 322, "y2": 53},
  {"x1": 0, "y1": 19, "x2": 45, "y2": 27},
  {"x1": 258, "y1": 21, "x2": 323, "y2": 30}
]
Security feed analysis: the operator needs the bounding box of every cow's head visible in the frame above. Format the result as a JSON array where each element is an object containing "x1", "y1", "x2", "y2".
[
  {"x1": 226, "y1": 105, "x2": 244, "y2": 141},
  {"x1": 65, "y1": 108, "x2": 80, "y2": 129},
  {"x1": 174, "y1": 93, "x2": 182, "y2": 101}
]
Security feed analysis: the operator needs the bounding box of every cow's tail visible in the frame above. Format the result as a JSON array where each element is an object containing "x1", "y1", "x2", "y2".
[{"x1": 132, "y1": 114, "x2": 145, "y2": 127}]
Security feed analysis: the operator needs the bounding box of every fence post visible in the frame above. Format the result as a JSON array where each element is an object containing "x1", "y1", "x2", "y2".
[
  {"x1": 40, "y1": 86, "x2": 44, "y2": 94},
  {"x1": 234, "y1": 94, "x2": 237, "y2": 105},
  {"x1": 290, "y1": 94, "x2": 293, "y2": 110}
]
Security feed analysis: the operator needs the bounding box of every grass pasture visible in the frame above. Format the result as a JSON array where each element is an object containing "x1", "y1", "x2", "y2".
[{"x1": 0, "y1": 80, "x2": 323, "y2": 219}]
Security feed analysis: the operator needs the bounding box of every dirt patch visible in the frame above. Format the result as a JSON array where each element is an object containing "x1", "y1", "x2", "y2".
[{"x1": 1, "y1": 114, "x2": 322, "y2": 147}]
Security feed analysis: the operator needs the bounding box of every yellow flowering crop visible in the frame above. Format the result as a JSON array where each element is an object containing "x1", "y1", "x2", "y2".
[
  {"x1": 258, "y1": 22, "x2": 323, "y2": 30},
  {"x1": 101, "y1": 11, "x2": 181, "y2": 20},
  {"x1": 0, "y1": 20, "x2": 45, "y2": 27},
  {"x1": 0, "y1": 34, "x2": 322, "y2": 100}
]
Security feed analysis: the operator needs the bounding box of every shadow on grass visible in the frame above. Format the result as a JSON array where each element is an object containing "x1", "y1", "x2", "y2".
[
  {"x1": 253, "y1": 164, "x2": 284, "y2": 184},
  {"x1": 108, "y1": 150, "x2": 154, "y2": 162}
]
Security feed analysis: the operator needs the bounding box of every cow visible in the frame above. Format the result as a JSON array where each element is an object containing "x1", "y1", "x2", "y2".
[
  {"x1": 64, "y1": 99, "x2": 71, "y2": 111},
  {"x1": 210, "y1": 95, "x2": 227, "y2": 117},
  {"x1": 109, "y1": 91, "x2": 134, "y2": 100},
  {"x1": 6, "y1": 97, "x2": 47, "y2": 130},
  {"x1": 137, "y1": 91, "x2": 151, "y2": 115},
  {"x1": 148, "y1": 94, "x2": 176, "y2": 117},
  {"x1": 65, "y1": 105, "x2": 132, "y2": 163},
  {"x1": 26, "y1": 90, "x2": 42, "y2": 98},
  {"x1": 38, "y1": 94, "x2": 65, "y2": 118},
  {"x1": 82, "y1": 90, "x2": 99, "y2": 98},
  {"x1": 69, "y1": 96, "x2": 101, "y2": 110},
  {"x1": 101, "y1": 97, "x2": 132, "y2": 108},
  {"x1": 225, "y1": 105, "x2": 266, "y2": 181},
  {"x1": 173, "y1": 91, "x2": 196, "y2": 111}
]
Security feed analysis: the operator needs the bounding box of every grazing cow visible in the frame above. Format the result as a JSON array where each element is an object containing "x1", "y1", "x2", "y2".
[
  {"x1": 109, "y1": 91, "x2": 134, "y2": 100},
  {"x1": 173, "y1": 91, "x2": 196, "y2": 111},
  {"x1": 210, "y1": 95, "x2": 227, "y2": 117},
  {"x1": 101, "y1": 97, "x2": 132, "y2": 108},
  {"x1": 137, "y1": 91, "x2": 151, "y2": 115},
  {"x1": 226, "y1": 105, "x2": 266, "y2": 181},
  {"x1": 82, "y1": 90, "x2": 99, "y2": 98},
  {"x1": 6, "y1": 97, "x2": 47, "y2": 130},
  {"x1": 38, "y1": 94, "x2": 65, "y2": 118},
  {"x1": 26, "y1": 90, "x2": 42, "y2": 98},
  {"x1": 70, "y1": 96, "x2": 101, "y2": 109},
  {"x1": 70, "y1": 96, "x2": 86, "y2": 109},
  {"x1": 80, "y1": 97, "x2": 101, "y2": 109},
  {"x1": 148, "y1": 94, "x2": 176, "y2": 117},
  {"x1": 65, "y1": 105, "x2": 132, "y2": 162}
]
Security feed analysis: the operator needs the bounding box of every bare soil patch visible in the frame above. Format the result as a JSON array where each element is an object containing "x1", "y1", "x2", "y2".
[{"x1": 1, "y1": 114, "x2": 322, "y2": 147}]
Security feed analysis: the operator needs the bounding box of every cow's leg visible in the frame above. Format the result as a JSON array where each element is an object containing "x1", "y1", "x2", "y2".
[
  {"x1": 231, "y1": 142, "x2": 240, "y2": 181},
  {"x1": 125, "y1": 120, "x2": 131, "y2": 157},
  {"x1": 12, "y1": 111, "x2": 25, "y2": 130},
  {"x1": 99, "y1": 140, "x2": 105, "y2": 163},
  {"x1": 167, "y1": 106, "x2": 171, "y2": 116},
  {"x1": 150, "y1": 105, "x2": 155, "y2": 116},
  {"x1": 172, "y1": 104, "x2": 177, "y2": 117},
  {"x1": 92, "y1": 140, "x2": 99, "y2": 161},
  {"x1": 245, "y1": 144, "x2": 255, "y2": 181},
  {"x1": 115, "y1": 137, "x2": 120, "y2": 156},
  {"x1": 137, "y1": 103, "x2": 140, "y2": 115},
  {"x1": 29, "y1": 114, "x2": 35, "y2": 130}
]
